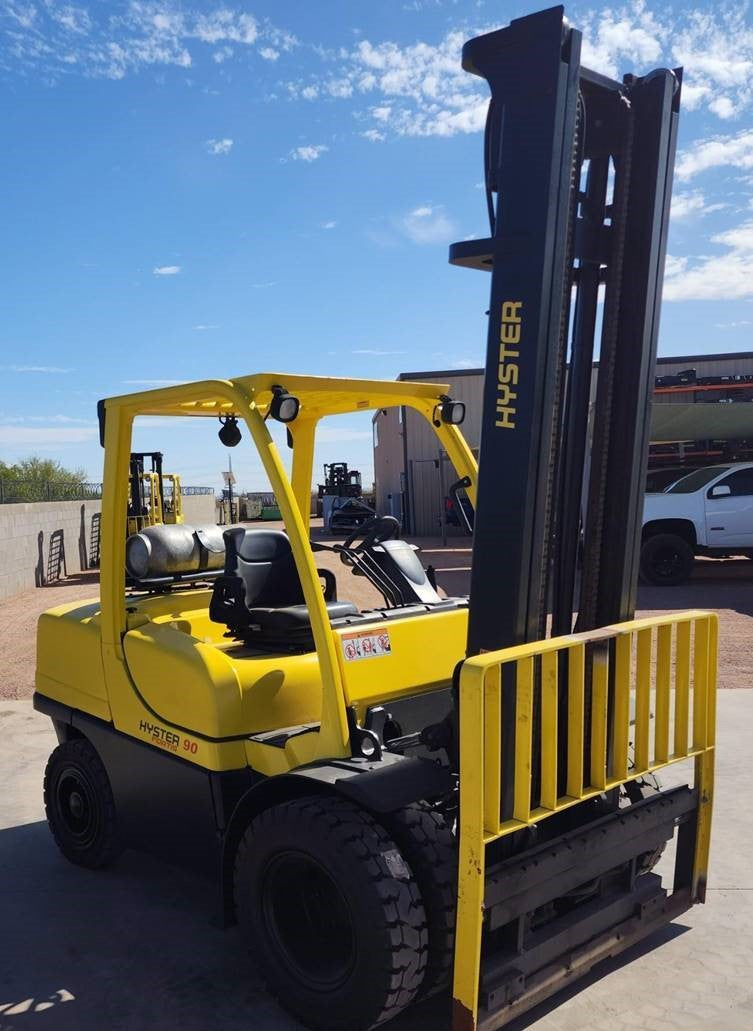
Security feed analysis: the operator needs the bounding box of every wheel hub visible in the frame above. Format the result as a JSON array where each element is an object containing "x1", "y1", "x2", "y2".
[
  {"x1": 56, "y1": 767, "x2": 98, "y2": 845},
  {"x1": 262, "y1": 851, "x2": 356, "y2": 991}
]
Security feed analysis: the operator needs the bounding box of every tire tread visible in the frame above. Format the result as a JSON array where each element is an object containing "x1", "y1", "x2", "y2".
[{"x1": 234, "y1": 794, "x2": 428, "y2": 1030}]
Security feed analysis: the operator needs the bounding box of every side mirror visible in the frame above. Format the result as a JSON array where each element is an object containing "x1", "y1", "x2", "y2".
[{"x1": 709, "y1": 484, "x2": 731, "y2": 498}]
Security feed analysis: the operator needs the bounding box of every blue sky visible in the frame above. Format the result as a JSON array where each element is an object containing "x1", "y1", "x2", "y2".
[{"x1": 2, "y1": 0, "x2": 753, "y2": 490}]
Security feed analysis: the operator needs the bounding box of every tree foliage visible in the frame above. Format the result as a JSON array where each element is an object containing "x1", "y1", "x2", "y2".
[
  {"x1": 0, "y1": 456, "x2": 87, "y2": 484},
  {"x1": 0, "y1": 456, "x2": 90, "y2": 502}
]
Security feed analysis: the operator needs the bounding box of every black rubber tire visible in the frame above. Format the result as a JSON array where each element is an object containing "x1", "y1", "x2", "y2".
[
  {"x1": 381, "y1": 803, "x2": 457, "y2": 998},
  {"x1": 639, "y1": 533, "x2": 694, "y2": 586},
  {"x1": 43, "y1": 738, "x2": 121, "y2": 869},
  {"x1": 234, "y1": 795, "x2": 428, "y2": 1031}
]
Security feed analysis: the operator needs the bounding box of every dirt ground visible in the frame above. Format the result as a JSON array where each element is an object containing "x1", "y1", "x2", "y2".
[{"x1": 3, "y1": 526, "x2": 752, "y2": 699}]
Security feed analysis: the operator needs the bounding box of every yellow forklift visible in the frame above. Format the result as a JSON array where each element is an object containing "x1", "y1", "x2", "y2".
[
  {"x1": 126, "y1": 451, "x2": 183, "y2": 536},
  {"x1": 35, "y1": 8, "x2": 716, "y2": 1031}
]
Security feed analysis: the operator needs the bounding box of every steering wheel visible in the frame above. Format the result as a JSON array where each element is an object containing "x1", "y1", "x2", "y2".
[{"x1": 343, "y1": 515, "x2": 400, "y2": 551}]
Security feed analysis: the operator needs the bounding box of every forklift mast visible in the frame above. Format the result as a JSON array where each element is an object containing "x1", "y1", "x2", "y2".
[
  {"x1": 451, "y1": 6, "x2": 679, "y2": 651},
  {"x1": 449, "y1": 5, "x2": 680, "y2": 827},
  {"x1": 128, "y1": 451, "x2": 164, "y2": 519},
  {"x1": 318, "y1": 462, "x2": 363, "y2": 498}
]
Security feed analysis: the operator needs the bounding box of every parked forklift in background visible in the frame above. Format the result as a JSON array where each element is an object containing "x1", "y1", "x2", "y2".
[
  {"x1": 35, "y1": 8, "x2": 716, "y2": 1031},
  {"x1": 318, "y1": 461, "x2": 375, "y2": 534},
  {"x1": 126, "y1": 451, "x2": 183, "y2": 536}
]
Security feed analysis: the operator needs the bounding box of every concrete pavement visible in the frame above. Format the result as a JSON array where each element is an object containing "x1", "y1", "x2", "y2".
[{"x1": 1, "y1": 695, "x2": 752, "y2": 1031}]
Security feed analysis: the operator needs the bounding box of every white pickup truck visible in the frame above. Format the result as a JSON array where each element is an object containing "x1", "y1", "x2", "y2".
[{"x1": 641, "y1": 463, "x2": 753, "y2": 584}]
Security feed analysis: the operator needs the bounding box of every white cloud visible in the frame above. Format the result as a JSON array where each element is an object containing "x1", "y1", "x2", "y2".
[
  {"x1": 3, "y1": 364, "x2": 72, "y2": 373},
  {"x1": 0, "y1": 424, "x2": 96, "y2": 445},
  {"x1": 0, "y1": 413, "x2": 93, "y2": 424},
  {"x1": 396, "y1": 204, "x2": 457, "y2": 245},
  {"x1": 49, "y1": 4, "x2": 92, "y2": 35},
  {"x1": 206, "y1": 137, "x2": 233, "y2": 155},
  {"x1": 315, "y1": 426, "x2": 373, "y2": 443},
  {"x1": 290, "y1": 144, "x2": 328, "y2": 162},
  {"x1": 670, "y1": 191, "x2": 706, "y2": 221},
  {"x1": 676, "y1": 130, "x2": 753, "y2": 181},
  {"x1": 708, "y1": 95, "x2": 736, "y2": 119},
  {"x1": 251, "y1": 281, "x2": 277, "y2": 288},
  {"x1": 352, "y1": 348, "x2": 408, "y2": 356},
  {"x1": 275, "y1": 4, "x2": 753, "y2": 143},
  {"x1": 5, "y1": 3, "x2": 37, "y2": 30},
  {"x1": 0, "y1": 4, "x2": 296, "y2": 79},
  {"x1": 664, "y1": 221, "x2": 753, "y2": 301},
  {"x1": 122, "y1": 379, "x2": 184, "y2": 387},
  {"x1": 715, "y1": 320, "x2": 752, "y2": 329},
  {"x1": 579, "y1": 4, "x2": 664, "y2": 79},
  {"x1": 192, "y1": 10, "x2": 257, "y2": 45},
  {"x1": 193, "y1": 324, "x2": 220, "y2": 331},
  {"x1": 153, "y1": 265, "x2": 181, "y2": 276},
  {"x1": 320, "y1": 220, "x2": 337, "y2": 229},
  {"x1": 670, "y1": 190, "x2": 727, "y2": 221}
]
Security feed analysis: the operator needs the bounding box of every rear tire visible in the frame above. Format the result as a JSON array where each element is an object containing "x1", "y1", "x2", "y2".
[
  {"x1": 382, "y1": 803, "x2": 457, "y2": 997},
  {"x1": 43, "y1": 738, "x2": 121, "y2": 869},
  {"x1": 640, "y1": 533, "x2": 694, "y2": 586},
  {"x1": 234, "y1": 795, "x2": 428, "y2": 1031}
]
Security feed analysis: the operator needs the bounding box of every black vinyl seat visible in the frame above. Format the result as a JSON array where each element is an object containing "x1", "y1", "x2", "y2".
[{"x1": 209, "y1": 527, "x2": 357, "y2": 648}]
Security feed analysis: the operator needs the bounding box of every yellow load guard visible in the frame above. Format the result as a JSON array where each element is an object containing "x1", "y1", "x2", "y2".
[{"x1": 453, "y1": 611, "x2": 717, "y2": 1031}]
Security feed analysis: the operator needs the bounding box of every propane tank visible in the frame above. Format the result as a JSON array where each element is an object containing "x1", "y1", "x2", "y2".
[{"x1": 126, "y1": 523, "x2": 226, "y2": 580}]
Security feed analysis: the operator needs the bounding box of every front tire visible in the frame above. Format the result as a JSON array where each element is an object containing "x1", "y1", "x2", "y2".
[
  {"x1": 234, "y1": 795, "x2": 428, "y2": 1031},
  {"x1": 43, "y1": 738, "x2": 121, "y2": 868},
  {"x1": 640, "y1": 533, "x2": 694, "y2": 586},
  {"x1": 382, "y1": 803, "x2": 457, "y2": 997}
]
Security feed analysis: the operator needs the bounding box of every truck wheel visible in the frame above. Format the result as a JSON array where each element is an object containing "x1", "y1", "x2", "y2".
[
  {"x1": 43, "y1": 739, "x2": 121, "y2": 869},
  {"x1": 640, "y1": 533, "x2": 694, "y2": 586},
  {"x1": 234, "y1": 795, "x2": 428, "y2": 1031},
  {"x1": 382, "y1": 803, "x2": 457, "y2": 997}
]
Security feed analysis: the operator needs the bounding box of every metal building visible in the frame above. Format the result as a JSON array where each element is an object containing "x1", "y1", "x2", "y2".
[{"x1": 374, "y1": 352, "x2": 753, "y2": 536}]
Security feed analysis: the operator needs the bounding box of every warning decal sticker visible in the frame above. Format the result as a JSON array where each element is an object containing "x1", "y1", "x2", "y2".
[{"x1": 342, "y1": 629, "x2": 392, "y2": 662}]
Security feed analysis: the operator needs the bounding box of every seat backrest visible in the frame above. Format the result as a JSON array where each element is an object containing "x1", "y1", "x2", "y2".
[
  {"x1": 371, "y1": 539, "x2": 443, "y2": 604},
  {"x1": 222, "y1": 527, "x2": 305, "y2": 608}
]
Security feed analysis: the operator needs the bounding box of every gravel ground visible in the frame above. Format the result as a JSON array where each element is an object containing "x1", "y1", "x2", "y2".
[{"x1": 2, "y1": 530, "x2": 751, "y2": 700}]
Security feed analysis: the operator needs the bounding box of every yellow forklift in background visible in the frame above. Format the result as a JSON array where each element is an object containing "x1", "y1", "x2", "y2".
[
  {"x1": 35, "y1": 8, "x2": 716, "y2": 1031},
  {"x1": 126, "y1": 451, "x2": 183, "y2": 536}
]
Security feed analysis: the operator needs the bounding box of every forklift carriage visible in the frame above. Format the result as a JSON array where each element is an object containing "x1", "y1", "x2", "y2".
[{"x1": 35, "y1": 7, "x2": 717, "y2": 1031}]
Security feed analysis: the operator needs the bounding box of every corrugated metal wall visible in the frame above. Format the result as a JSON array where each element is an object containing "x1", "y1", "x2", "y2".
[
  {"x1": 400, "y1": 372, "x2": 483, "y2": 536},
  {"x1": 373, "y1": 407, "x2": 404, "y2": 517}
]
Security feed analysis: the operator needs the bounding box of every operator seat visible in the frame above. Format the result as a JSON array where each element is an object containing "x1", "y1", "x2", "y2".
[{"x1": 209, "y1": 527, "x2": 358, "y2": 649}]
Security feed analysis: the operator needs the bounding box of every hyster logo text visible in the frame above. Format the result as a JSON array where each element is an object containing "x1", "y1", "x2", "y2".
[
  {"x1": 496, "y1": 300, "x2": 522, "y2": 429},
  {"x1": 139, "y1": 719, "x2": 180, "y2": 751}
]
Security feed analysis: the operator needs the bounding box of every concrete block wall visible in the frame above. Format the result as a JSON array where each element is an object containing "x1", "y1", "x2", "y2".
[
  {"x1": 0, "y1": 493, "x2": 216, "y2": 601},
  {"x1": 179, "y1": 494, "x2": 216, "y2": 527},
  {"x1": 0, "y1": 500, "x2": 102, "y2": 600}
]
